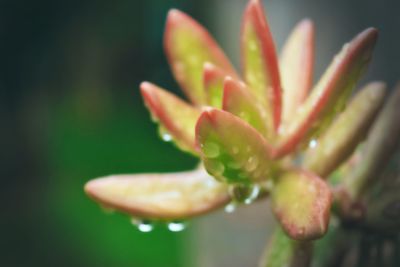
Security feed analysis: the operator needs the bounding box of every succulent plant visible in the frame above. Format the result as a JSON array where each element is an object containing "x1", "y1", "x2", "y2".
[{"x1": 84, "y1": 0, "x2": 400, "y2": 266}]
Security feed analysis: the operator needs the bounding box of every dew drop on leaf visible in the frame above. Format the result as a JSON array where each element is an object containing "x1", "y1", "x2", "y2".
[
  {"x1": 308, "y1": 139, "x2": 318, "y2": 149},
  {"x1": 245, "y1": 156, "x2": 259, "y2": 172},
  {"x1": 159, "y1": 127, "x2": 173, "y2": 142},
  {"x1": 202, "y1": 141, "x2": 220, "y2": 158}
]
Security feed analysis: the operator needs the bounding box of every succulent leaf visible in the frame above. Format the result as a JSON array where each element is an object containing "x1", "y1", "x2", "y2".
[
  {"x1": 165, "y1": 9, "x2": 238, "y2": 105},
  {"x1": 280, "y1": 19, "x2": 315, "y2": 124},
  {"x1": 203, "y1": 63, "x2": 228, "y2": 108},
  {"x1": 222, "y1": 77, "x2": 272, "y2": 140},
  {"x1": 84, "y1": 168, "x2": 230, "y2": 219},
  {"x1": 304, "y1": 82, "x2": 386, "y2": 177},
  {"x1": 195, "y1": 108, "x2": 277, "y2": 184},
  {"x1": 276, "y1": 28, "x2": 378, "y2": 158},
  {"x1": 140, "y1": 82, "x2": 201, "y2": 154},
  {"x1": 346, "y1": 83, "x2": 400, "y2": 198},
  {"x1": 271, "y1": 169, "x2": 332, "y2": 240},
  {"x1": 259, "y1": 228, "x2": 313, "y2": 267},
  {"x1": 242, "y1": 0, "x2": 282, "y2": 130}
]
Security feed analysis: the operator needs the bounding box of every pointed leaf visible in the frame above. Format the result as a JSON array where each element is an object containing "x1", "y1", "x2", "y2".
[
  {"x1": 140, "y1": 82, "x2": 200, "y2": 154},
  {"x1": 165, "y1": 9, "x2": 238, "y2": 105},
  {"x1": 346, "y1": 83, "x2": 400, "y2": 198},
  {"x1": 259, "y1": 228, "x2": 313, "y2": 267},
  {"x1": 222, "y1": 77, "x2": 273, "y2": 140},
  {"x1": 276, "y1": 28, "x2": 378, "y2": 158},
  {"x1": 85, "y1": 168, "x2": 230, "y2": 219},
  {"x1": 203, "y1": 62, "x2": 228, "y2": 108},
  {"x1": 271, "y1": 169, "x2": 332, "y2": 240},
  {"x1": 241, "y1": 0, "x2": 282, "y2": 129},
  {"x1": 195, "y1": 108, "x2": 277, "y2": 184},
  {"x1": 304, "y1": 82, "x2": 386, "y2": 177},
  {"x1": 280, "y1": 19, "x2": 315, "y2": 123}
]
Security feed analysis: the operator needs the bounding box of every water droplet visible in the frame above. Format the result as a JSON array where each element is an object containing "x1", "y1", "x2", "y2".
[
  {"x1": 131, "y1": 218, "x2": 154, "y2": 233},
  {"x1": 244, "y1": 185, "x2": 260, "y2": 205},
  {"x1": 224, "y1": 202, "x2": 237, "y2": 213},
  {"x1": 167, "y1": 221, "x2": 186, "y2": 232},
  {"x1": 227, "y1": 160, "x2": 241, "y2": 170},
  {"x1": 162, "y1": 133, "x2": 172, "y2": 142},
  {"x1": 228, "y1": 184, "x2": 260, "y2": 204},
  {"x1": 159, "y1": 127, "x2": 173, "y2": 142},
  {"x1": 202, "y1": 141, "x2": 220, "y2": 158},
  {"x1": 308, "y1": 139, "x2": 318, "y2": 149},
  {"x1": 245, "y1": 156, "x2": 259, "y2": 172},
  {"x1": 209, "y1": 161, "x2": 225, "y2": 176}
]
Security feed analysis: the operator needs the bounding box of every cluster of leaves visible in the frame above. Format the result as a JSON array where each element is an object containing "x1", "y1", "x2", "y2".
[{"x1": 85, "y1": 0, "x2": 400, "y2": 265}]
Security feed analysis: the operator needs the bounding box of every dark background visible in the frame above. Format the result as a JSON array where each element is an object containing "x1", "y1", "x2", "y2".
[{"x1": 1, "y1": 0, "x2": 399, "y2": 267}]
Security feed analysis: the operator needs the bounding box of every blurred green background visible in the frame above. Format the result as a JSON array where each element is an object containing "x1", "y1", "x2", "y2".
[{"x1": 2, "y1": 0, "x2": 400, "y2": 266}]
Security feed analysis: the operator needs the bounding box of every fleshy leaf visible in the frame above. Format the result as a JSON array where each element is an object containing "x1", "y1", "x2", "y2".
[
  {"x1": 346, "y1": 83, "x2": 400, "y2": 198},
  {"x1": 241, "y1": 0, "x2": 282, "y2": 130},
  {"x1": 271, "y1": 169, "x2": 332, "y2": 240},
  {"x1": 222, "y1": 77, "x2": 272, "y2": 140},
  {"x1": 195, "y1": 108, "x2": 277, "y2": 184},
  {"x1": 304, "y1": 82, "x2": 386, "y2": 177},
  {"x1": 280, "y1": 19, "x2": 315, "y2": 124},
  {"x1": 203, "y1": 62, "x2": 228, "y2": 108},
  {"x1": 165, "y1": 9, "x2": 238, "y2": 105},
  {"x1": 276, "y1": 28, "x2": 378, "y2": 158},
  {"x1": 259, "y1": 228, "x2": 313, "y2": 267},
  {"x1": 140, "y1": 82, "x2": 200, "y2": 154},
  {"x1": 84, "y1": 168, "x2": 230, "y2": 219}
]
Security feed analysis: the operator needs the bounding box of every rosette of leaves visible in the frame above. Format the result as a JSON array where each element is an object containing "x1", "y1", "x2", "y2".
[{"x1": 85, "y1": 0, "x2": 383, "y2": 243}]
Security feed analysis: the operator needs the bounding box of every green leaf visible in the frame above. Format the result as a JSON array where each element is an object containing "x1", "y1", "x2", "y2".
[
  {"x1": 304, "y1": 82, "x2": 386, "y2": 177},
  {"x1": 84, "y1": 168, "x2": 229, "y2": 220},
  {"x1": 276, "y1": 28, "x2": 378, "y2": 158},
  {"x1": 195, "y1": 108, "x2": 277, "y2": 184},
  {"x1": 241, "y1": 0, "x2": 282, "y2": 130},
  {"x1": 164, "y1": 9, "x2": 238, "y2": 105},
  {"x1": 280, "y1": 19, "x2": 314, "y2": 124},
  {"x1": 271, "y1": 169, "x2": 332, "y2": 240},
  {"x1": 203, "y1": 63, "x2": 228, "y2": 108},
  {"x1": 140, "y1": 82, "x2": 200, "y2": 154},
  {"x1": 222, "y1": 77, "x2": 273, "y2": 140}
]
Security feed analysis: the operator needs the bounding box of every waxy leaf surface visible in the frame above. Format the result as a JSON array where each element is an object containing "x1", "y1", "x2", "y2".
[
  {"x1": 196, "y1": 108, "x2": 276, "y2": 184},
  {"x1": 280, "y1": 19, "x2": 314, "y2": 124},
  {"x1": 165, "y1": 10, "x2": 237, "y2": 105},
  {"x1": 242, "y1": 0, "x2": 281, "y2": 129},
  {"x1": 276, "y1": 28, "x2": 378, "y2": 158},
  {"x1": 85, "y1": 169, "x2": 229, "y2": 219},
  {"x1": 203, "y1": 63, "x2": 228, "y2": 108},
  {"x1": 222, "y1": 77, "x2": 272, "y2": 140},
  {"x1": 346, "y1": 84, "x2": 400, "y2": 198},
  {"x1": 141, "y1": 82, "x2": 200, "y2": 154},
  {"x1": 305, "y1": 82, "x2": 386, "y2": 177},
  {"x1": 271, "y1": 169, "x2": 332, "y2": 240}
]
